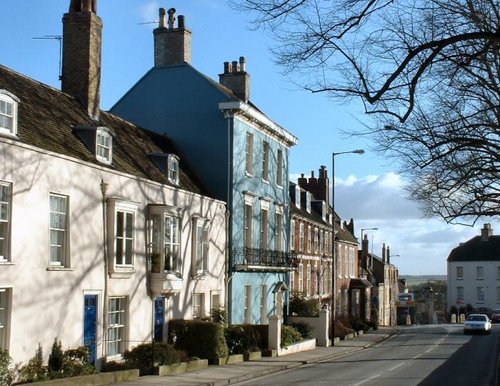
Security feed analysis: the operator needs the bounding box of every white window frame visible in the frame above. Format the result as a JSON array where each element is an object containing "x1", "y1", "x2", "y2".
[
  {"x1": 306, "y1": 263, "x2": 311, "y2": 296},
  {"x1": 107, "y1": 200, "x2": 138, "y2": 276},
  {"x1": 275, "y1": 211, "x2": 283, "y2": 252},
  {"x1": 244, "y1": 285, "x2": 252, "y2": 324},
  {"x1": 477, "y1": 266, "x2": 484, "y2": 280},
  {"x1": 0, "y1": 182, "x2": 12, "y2": 262},
  {"x1": 210, "y1": 291, "x2": 221, "y2": 312},
  {"x1": 167, "y1": 154, "x2": 180, "y2": 185},
  {"x1": 457, "y1": 286, "x2": 464, "y2": 301},
  {"x1": 192, "y1": 293, "x2": 204, "y2": 319},
  {"x1": 477, "y1": 286, "x2": 485, "y2": 303},
  {"x1": 299, "y1": 223, "x2": 305, "y2": 252},
  {"x1": 192, "y1": 218, "x2": 210, "y2": 276},
  {"x1": 260, "y1": 208, "x2": 268, "y2": 250},
  {"x1": 290, "y1": 219, "x2": 295, "y2": 252},
  {"x1": 0, "y1": 90, "x2": 19, "y2": 137},
  {"x1": 276, "y1": 149, "x2": 283, "y2": 187},
  {"x1": 298, "y1": 263, "x2": 304, "y2": 292},
  {"x1": 115, "y1": 210, "x2": 134, "y2": 267},
  {"x1": 290, "y1": 267, "x2": 295, "y2": 292},
  {"x1": 96, "y1": 129, "x2": 113, "y2": 164},
  {"x1": 149, "y1": 205, "x2": 183, "y2": 274},
  {"x1": 244, "y1": 200, "x2": 254, "y2": 249},
  {"x1": 245, "y1": 132, "x2": 254, "y2": 175},
  {"x1": 49, "y1": 193, "x2": 70, "y2": 267},
  {"x1": 307, "y1": 226, "x2": 312, "y2": 253},
  {"x1": 456, "y1": 266, "x2": 463, "y2": 280},
  {"x1": 260, "y1": 285, "x2": 268, "y2": 324},
  {"x1": 107, "y1": 296, "x2": 128, "y2": 359},
  {"x1": 262, "y1": 141, "x2": 270, "y2": 181},
  {"x1": 0, "y1": 288, "x2": 11, "y2": 350},
  {"x1": 314, "y1": 228, "x2": 319, "y2": 254}
]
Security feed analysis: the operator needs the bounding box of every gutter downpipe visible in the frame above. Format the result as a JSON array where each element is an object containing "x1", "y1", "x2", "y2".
[{"x1": 100, "y1": 179, "x2": 109, "y2": 361}]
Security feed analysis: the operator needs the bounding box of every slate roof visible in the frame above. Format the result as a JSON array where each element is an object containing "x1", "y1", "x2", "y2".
[
  {"x1": 447, "y1": 235, "x2": 500, "y2": 262},
  {"x1": 0, "y1": 64, "x2": 209, "y2": 196}
]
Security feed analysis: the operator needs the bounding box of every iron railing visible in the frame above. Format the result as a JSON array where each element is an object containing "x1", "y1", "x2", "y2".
[{"x1": 232, "y1": 247, "x2": 297, "y2": 270}]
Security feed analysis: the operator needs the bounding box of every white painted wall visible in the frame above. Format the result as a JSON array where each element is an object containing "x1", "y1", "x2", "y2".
[
  {"x1": 0, "y1": 138, "x2": 226, "y2": 365},
  {"x1": 448, "y1": 260, "x2": 500, "y2": 311}
]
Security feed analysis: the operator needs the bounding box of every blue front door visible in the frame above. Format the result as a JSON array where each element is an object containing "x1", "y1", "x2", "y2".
[
  {"x1": 154, "y1": 297, "x2": 165, "y2": 342},
  {"x1": 84, "y1": 295, "x2": 97, "y2": 363}
]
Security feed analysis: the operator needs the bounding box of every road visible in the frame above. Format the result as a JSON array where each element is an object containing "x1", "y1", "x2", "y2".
[{"x1": 236, "y1": 324, "x2": 500, "y2": 386}]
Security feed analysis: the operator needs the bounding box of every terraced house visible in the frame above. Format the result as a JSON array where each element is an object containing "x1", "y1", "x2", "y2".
[
  {"x1": 111, "y1": 8, "x2": 298, "y2": 324},
  {"x1": 0, "y1": 2, "x2": 226, "y2": 366}
]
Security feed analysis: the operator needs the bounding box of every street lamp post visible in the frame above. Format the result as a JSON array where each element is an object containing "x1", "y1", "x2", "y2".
[
  {"x1": 360, "y1": 227, "x2": 378, "y2": 243},
  {"x1": 331, "y1": 149, "x2": 364, "y2": 344}
]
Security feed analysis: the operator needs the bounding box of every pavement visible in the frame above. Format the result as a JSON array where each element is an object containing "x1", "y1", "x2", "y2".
[{"x1": 115, "y1": 327, "x2": 399, "y2": 386}]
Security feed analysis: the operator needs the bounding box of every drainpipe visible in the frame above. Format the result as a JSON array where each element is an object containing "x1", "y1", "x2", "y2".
[{"x1": 100, "y1": 179, "x2": 109, "y2": 361}]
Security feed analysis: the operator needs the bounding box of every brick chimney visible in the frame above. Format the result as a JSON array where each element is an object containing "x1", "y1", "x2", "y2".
[
  {"x1": 296, "y1": 166, "x2": 329, "y2": 205},
  {"x1": 62, "y1": 0, "x2": 102, "y2": 120},
  {"x1": 219, "y1": 57, "x2": 251, "y2": 102},
  {"x1": 481, "y1": 223, "x2": 493, "y2": 241},
  {"x1": 154, "y1": 8, "x2": 192, "y2": 66}
]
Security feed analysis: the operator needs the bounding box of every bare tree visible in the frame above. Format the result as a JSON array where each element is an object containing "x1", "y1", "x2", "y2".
[{"x1": 233, "y1": 0, "x2": 500, "y2": 224}]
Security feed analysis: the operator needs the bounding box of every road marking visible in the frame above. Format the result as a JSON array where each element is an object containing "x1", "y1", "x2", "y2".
[
  {"x1": 388, "y1": 362, "x2": 406, "y2": 372},
  {"x1": 351, "y1": 373, "x2": 381, "y2": 386}
]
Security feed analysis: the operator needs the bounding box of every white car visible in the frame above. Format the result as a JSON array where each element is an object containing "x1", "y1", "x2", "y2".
[{"x1": 464, "y1": 314, "x2": 492, "y2": 335}]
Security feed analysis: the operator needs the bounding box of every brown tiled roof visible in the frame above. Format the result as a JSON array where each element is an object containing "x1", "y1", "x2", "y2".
[{"x1": 0, "y1": 64, "x2": 209, "y2": 196}]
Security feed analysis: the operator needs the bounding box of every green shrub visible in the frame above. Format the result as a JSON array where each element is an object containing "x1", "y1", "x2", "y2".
[
  {"x1": 123, "y1": 342, "x2": 180, "y2": 376},
  {"x1": 169, "y1": 320, "x2": 228, "y2": 364},
  {"x1": 281, "y1": 325, "x2": 303, "y2": 349},
  {"x1": 100, "y1": 360, "x2": 131, "y2": 373},
  {"x1": 62, "y1": 346, "x2": 95, "y2": 377},
  {"x1": 210, "y1": 307, "x2": 228, "y2": 326},
  {"x1": 288, "y1": 321, "x2": 313, "y2": 340},
  {"x1": 17, "y1": 355, "x2": 48, "y2": 384},
  {"x1": 0, "y1": 350, "x2": 14, "y2": 386},
  {"x1": 16, "y1": 342, "x2": 95, "y2": 382},
  {"x1": 48, "y1": 339, "x2": 64, "y2": 377},
  {"x1": 289, "y1": 291, "x2": 319, "y2": 317},
  {"x1": 225, "y1": 325, "x2": 262, "y2": 355}
]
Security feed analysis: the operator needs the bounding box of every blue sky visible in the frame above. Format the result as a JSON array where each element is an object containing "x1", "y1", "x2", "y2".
[{"x1": 2, "y1": 0, "x2": 497, "y2": 275}]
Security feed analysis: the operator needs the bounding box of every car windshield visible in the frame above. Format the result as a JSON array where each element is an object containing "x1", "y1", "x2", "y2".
[{"x1": 467, "y1": 315, "x2": 486, "y2": 321}]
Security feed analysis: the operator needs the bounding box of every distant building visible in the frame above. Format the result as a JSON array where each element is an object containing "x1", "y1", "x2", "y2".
[
  {"x1": 447, "y1": 223, "x2": 500, "y2": 313},
  {"x1": 360, "y1": 237, "x2": 399, "y2": 326},
  {"x1": 289, "y1": 171, "x2": 333, "y2": 310}
]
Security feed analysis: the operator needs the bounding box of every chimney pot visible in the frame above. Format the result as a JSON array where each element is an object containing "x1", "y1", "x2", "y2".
[
  {"x1": 178, "y1": 15, "x2": 185, "y2": 29},
  {"x1": 224, "y1": 61, "x2": 230, "y2": 74},
  {"x1": 158, "y1": 8, "x2": 166, "y2": 28},
  {"x1": 239, "y1": 56, "x2": 246, "y2": 71},
  {"x1": 232, "y1": 61, "x2": 238, "y2": 72},
  {"x1": 167, "y1": 8, "x2": 176, "y2": 29}
]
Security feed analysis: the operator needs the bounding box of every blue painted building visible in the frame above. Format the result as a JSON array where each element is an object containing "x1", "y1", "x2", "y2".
[{"x1": 111, "y1": 8, "x2": 298, "y2": 324}]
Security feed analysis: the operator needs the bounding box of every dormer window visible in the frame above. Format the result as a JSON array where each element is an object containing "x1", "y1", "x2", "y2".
[
  {"x1": 148, "y1": 153, "x2": 180, "y2": 185},
  {"x1": 0, "y1": 90, "x2": 19, "y2": 137},
  {"x1": 73, "y1": 125, "x2": 114, "y2": 165},
  {"x1": 168, "y1": 155, "x2": 179, "y2": 185},
  {"x1": 96, "y1": 129, "x2": 113, "y2": 164}
]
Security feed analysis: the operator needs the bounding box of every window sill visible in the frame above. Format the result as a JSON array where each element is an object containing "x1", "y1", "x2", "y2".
[
  {"x1": 46, "y1": 266, "x2": 74, "y2": 272},
  {"x1": 0, "y1": 261, "x2": 14, "y2": 266},
  {"x1": 109, "y1": 269, "x2": 135, "y2": 279},
  {"x1": 0, "y1": 131, "x2": 19, "y2": 140},
  {"x1": 192, "y1": 271, "x2": 207, "y2": 280}
]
